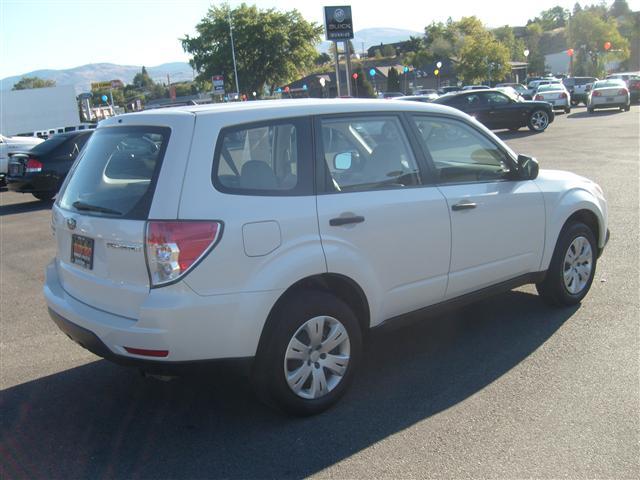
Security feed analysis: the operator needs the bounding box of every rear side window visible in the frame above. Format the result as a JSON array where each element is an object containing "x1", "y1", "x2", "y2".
[
  {"x1": 30, "y1": 135, "x2": 68, "y2": 155},
  {"x1": 212, "y1": 118, "x2": 312, "y2": 196},
  {"x1": 59, "y1": 126, "x2": 170, "y2": 219}
]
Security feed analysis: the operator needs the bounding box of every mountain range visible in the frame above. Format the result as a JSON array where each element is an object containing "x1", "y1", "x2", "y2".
[{"x1": 1, "y1": 28, "x2": 422, "y2": 93}]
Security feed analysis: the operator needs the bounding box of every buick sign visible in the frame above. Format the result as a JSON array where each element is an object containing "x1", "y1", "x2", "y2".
[{"x1": 324, "y1": 6, "x2": 354, "y2": 41}]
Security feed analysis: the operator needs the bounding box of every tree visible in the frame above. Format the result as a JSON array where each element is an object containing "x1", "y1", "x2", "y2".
[
  {"x1": 315, "y1": 52, "x2": 331, "y2": 65},
  {"x1": 539, "y1": 6, "x2": 569, "y2": 30},
  {"x1": 132, "y1": 66, "x2": 154, "y2": 89},
  {"x1": 457, "y1": 30, "x2": 511, "y2": 83},
  {"x1": 609, "y1": 0, "x2": 631, "y2": 18},
  {"x1": 494, "y1": 26, "x2": 527, "y2": 62},
  {"x1": 386, "y1": 67, "x2": 400, "y2": 91},
  {"x1": 12, "y1": 76, "x2": 56, "y2": 90},
  {"x1": 182, "y1": 3, "x2": 323, "y2": 96},
  {"x1": 569, "y1": 9, "x2": 629, "y2": 77},
  {"x1": 382, "y1": 44, "x2": 396, "y2": 57},
  {"x1": 525, "y1": 23, "x2": 546, "y2": 74}
]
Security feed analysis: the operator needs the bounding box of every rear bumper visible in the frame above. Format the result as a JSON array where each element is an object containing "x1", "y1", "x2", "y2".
[
  {"x1": 7, "y1": 173, "x2": 57, "y2": 193},
  {"x1": 589, "y1": 96, "x2": 629, "y2": 108},
  {"x1": 48, "y1": 307, "x2": 252, "y2": 375},
  {"x1": 44, "y1": 259, "x2": 281, "y2": 364}
]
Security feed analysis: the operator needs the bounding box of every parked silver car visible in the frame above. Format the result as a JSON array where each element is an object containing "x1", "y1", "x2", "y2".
[{"x1": 587, "y1": 79, "x2": 631, "y2": 113}]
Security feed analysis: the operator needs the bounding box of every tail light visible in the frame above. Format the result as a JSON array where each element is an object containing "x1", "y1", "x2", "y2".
[
  {"x1": 593, "y1": 91, "x2": 601, "y2": 97},
  {"x1": 559, "y1": 92, "x2": 567, "y2": 99},
  {"x1": 617, "y1": 89, "x2": 627, "y2": 95},
  {"x1": 535, "y1": 94, "x2": 543, "y2": 100},
  {"x1": 25, "y1": 158, "x2": 43, "y2": 173},
  {"x1": 145, "y1": 221, "x2": 223, "y2": 287}
]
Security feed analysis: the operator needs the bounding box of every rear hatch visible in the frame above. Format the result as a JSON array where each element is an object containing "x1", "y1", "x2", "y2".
[{"x1": 53, "y1": 124, "x2": 174, "y2": 319}]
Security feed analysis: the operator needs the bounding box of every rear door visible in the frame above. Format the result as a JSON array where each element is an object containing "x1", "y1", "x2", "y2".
[
  {"x1": 315, "y1": 113, "x2": 451, "y2": 325},
  {"x1": 53, "y1": 115, "x2": 194, "y2": 319}
]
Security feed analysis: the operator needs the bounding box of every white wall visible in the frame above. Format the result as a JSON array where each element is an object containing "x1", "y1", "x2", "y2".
[{"x1": 0, "y1": 85, "x2": 79, "y2": 135}]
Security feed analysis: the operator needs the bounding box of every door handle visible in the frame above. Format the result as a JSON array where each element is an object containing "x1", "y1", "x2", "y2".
[
  {"x1": 451, "y1": 201, "x2": 477, "y2": 211},
  {"x1": 329, "y1": 216, "x2": 365, "y2": 226}
]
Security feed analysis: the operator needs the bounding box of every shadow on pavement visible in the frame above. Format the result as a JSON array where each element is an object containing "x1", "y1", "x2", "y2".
[
  {"x1": 495, "y1": 130, "x2": 542, "y2": 140},
  {"x1": 567, "y1": 109, "x2": 624, "y2": 119},
  {"x1": 0, "y1": 291, "x2": 578, "y2": 479},
  {"x1": 0, "y1": 198, "x2": 53, "y2": 217}
]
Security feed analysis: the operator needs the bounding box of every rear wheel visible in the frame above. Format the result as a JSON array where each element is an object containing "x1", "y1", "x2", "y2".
[
  {"x1": 623, "y1": 103, "x2": 631, "y2": 112},
  {"x1": 32, "y1": 191, "x2": 55, "y2": 201},
  {"x1": 527, "y1": 110, "x2": 550, "y2": 132},
  {"x1": 564, "y1": 106, "x2": 571, "y2": 114},
  {"x1": 536, "y1": 222, "x2": 597, "y2": 306},
  {"x1": 251, "y1": 290, "x2": 362, "y2": 416},
  {"x1": 588, "y1": 107, "x2": 594, "y2": 114}
]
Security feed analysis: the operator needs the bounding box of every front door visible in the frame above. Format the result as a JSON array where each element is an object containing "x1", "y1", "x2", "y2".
[
  {"x1": 409, "y1": 114, "x2": 546, "y2": 298},
  {"x1": 314, "y1": 114, "x2": 451, "y2": 326}
]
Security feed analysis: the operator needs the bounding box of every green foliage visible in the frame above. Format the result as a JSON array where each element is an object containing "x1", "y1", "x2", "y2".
[
  {"x1": 12, "y1": 76, "x2": 56, "y2": 90},
  {"x1": 457, "y1": 31, "x2": 511, "y2": 83},
  {"x1": 315, "y1": 53, "x2": 331, "y2": 65},
  {"x1": 382, "y1": 44, "x2": 396, "y2": 57},
  {"x1": 535, "y1": 6, "x2": 570, "y2": 30},
  {"x1": 525, "y1": 23, "x2": 546, "y2": 74},
  {"x1": 386, "y1": 67, "x2": 400, "y2": 91},
  {"x1": 569, "y1": 9, "x2": 630, "y2": 77},
  {"x1": 493, "y1": 26, "x2": 527, "y2": 62},
  {"x1": 182, "y1": 3, "x2": 323, "y2": 96},
  {"x1": 132, "y1": 66, "x2": 154, "y2": 89},
  {"x1": 609, "y1": 0, "x2": 631, "y2": 17}
]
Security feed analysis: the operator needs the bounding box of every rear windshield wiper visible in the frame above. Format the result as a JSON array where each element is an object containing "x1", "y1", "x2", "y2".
[{"x1": 72, "y1": 201, "x2": 122, "y2": 216}]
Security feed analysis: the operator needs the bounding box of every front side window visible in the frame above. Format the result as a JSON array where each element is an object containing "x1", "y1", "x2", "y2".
[
  {"x1": 59, "y1": 126, "x2": 169, "y2": 219},
  {"x1": 485, "y1": 92, "x2": 511, "y2": 106},
  {"x1": 318, "y1": 116, "x2": 421, "y2": 192},
  {"x1": 214, "y1": 121, "x2": 305, "y2": 194},
  {"x1": 412, "y1": 116, "x2": 513, "y2": 184}
]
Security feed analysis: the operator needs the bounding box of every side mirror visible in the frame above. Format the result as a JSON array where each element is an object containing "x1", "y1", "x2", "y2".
[
  {"x1": 517, "y1": 154, "x2": 539, "y2": 180},
  {"x1": 334, "y1": 152, "x2": 353, "y2": 170}
]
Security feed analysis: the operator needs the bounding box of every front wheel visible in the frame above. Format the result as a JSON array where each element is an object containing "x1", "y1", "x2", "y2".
[
  {"x1": 251, "y1": 290, "x2": 363, "y2": 416},
  {"x1": 536, "y1": 222, "x2": 597, "y2": 306},
  {"x1": 527, "y1": 110, "x2": 550, "y2": 132}
]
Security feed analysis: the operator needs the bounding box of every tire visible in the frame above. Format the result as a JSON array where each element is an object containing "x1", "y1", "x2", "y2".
[
  {"x1": 624, "y1": 104, "x2": 631, "y2": 112},
  {"x1": 570, "y1": 99, "x2": 579, "y2": 107},
  {"x1": 536, "y1": 222, "x2": 598, "y2": 307},
  {"x1": 588, "y1": 107, "x2": 594, "y2": 114},
  {"x1": 564, "y1": 106, "x2": 571, "y2": 114},
  {"x1": 32, "y1": 191, "x2": 55, "y2": 201},
  {"x1": 527, "y1": 109, "x2": 550, "y2": 132},
  {"x1": 251, "y1": 290, "x2": 363, "y2": 416}
]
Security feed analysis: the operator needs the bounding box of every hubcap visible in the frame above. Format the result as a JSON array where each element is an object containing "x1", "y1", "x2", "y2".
[
  {"x1": 532, "y1": 111, "x2": 549, "y2": 131},
  {"x1": 563, "y1": 236, "x2": 593, "y2": 295},
  {"x1": 284, "y1": 316, "x2": 350, "y2": 400}
]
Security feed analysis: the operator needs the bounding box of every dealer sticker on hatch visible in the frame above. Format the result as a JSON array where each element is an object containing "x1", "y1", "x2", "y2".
[{"x1": 71, "y1": 234, "x2": 94, "y2": 270}]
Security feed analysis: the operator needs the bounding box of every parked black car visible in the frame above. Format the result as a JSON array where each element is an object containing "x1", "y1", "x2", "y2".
[
  {"x1": 432, "y1": 89, "x2": 555, "y2": 132},
  {"x1": 6, "y1": 130, "x2": 93, "y2": 201}
]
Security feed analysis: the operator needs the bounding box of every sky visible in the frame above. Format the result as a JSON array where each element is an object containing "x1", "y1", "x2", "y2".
[{"x1": 1, "y1": 0, "x2": 639, "y2": 78}]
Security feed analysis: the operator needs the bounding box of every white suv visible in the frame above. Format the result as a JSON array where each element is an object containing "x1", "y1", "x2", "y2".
[{"x1": 45, "y1": 99, "x2": 609, "y2": 415}]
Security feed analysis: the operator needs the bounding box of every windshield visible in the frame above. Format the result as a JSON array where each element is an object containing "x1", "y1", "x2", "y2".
[{"x1": 59, "y1": 126, "x2": 170, "y2": 219}]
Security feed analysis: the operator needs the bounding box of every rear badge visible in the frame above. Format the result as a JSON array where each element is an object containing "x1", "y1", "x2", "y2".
[{"x1": 66, "y1": 218, "x2": 77, "y2": 230}]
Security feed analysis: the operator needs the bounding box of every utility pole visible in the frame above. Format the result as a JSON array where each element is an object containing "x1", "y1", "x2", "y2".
[
  {"x1": 333, "y1": 42, "x2": 341, "y2": 97},
  {"x1": 345, "y1": 41, "x2": 353, "y2": 97},
  {"x1": 228, "y1": 9, "x2": 240, "y2": 96}
]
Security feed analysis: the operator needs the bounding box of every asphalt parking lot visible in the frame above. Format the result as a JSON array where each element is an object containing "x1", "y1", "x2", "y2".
[{"x1": 1, "y1": 105, "x2": 638, "y2": 479}]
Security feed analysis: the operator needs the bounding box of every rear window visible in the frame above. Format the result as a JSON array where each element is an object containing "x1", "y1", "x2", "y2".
[
  {"x1": 212, "y1": 118, "x2": 312, "y2": 196},
  {"x1": 30, "y1": 135, "x2": 68, "y2": 155},
  {"x1": 594, "y1": 80, "x2": 625, "y2": 88},
  {"x1": 59, "y1": 126, "x2": 170, "y2": 219}
]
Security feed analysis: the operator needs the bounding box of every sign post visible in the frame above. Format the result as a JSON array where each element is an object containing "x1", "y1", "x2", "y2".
[{"x1": 324, "y1": 6, "x2": 354, "y2": 98}]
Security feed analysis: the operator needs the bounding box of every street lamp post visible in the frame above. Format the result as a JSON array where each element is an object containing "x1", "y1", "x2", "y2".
[
  {"x1": 228, "y1": 9, "x2": 240, "y2": 97},
  {"x1": 523, "y1": 49, "x2": 530, "y2": 81}
]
